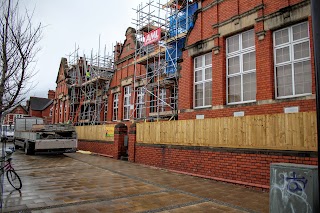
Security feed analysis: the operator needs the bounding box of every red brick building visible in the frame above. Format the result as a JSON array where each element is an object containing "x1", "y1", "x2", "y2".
[
  {"x1": 130, "y1": 0, "x2": 317, "y2": 189},
  {"x1": 177, "y1": 0, "x2": 314, "y2": 120},
  {"x1": 52, "y1": 58, "x2": 70, "y2": 124},
  {"x1": 2, "y1": 90, "x2": 55, "y2": 126},
  {"x1": 28, "y1": 90, "x2": 55, "y2": 124},
  {"x1": 61, "y1": 0, "x2": 318, "y2": 189},
  {"x1": 107, "y1": 27, "x2": 146, "y2": 126},
  {"x1": 56, "y1": 0, "x2": 315, "y2": 125},
  {"x1": 52, "y1": 55, "x2": 113, "y2": 125},
  {"x1": 2, "y1": 104, "x2": 28, "y2": 125}
]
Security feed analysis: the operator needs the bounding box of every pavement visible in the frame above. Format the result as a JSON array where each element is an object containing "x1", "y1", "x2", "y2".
[{"x1": 0, "y1": 146, "x2": 269, "y2": 213}]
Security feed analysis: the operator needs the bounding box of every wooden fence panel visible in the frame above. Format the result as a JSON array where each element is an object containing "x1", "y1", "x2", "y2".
[
  {"x1": 136, "y1": 112, "x2": 317, "y2": 151},
  {"x1": 75, "y1": 124, "x2": 115, "y2": 141}
]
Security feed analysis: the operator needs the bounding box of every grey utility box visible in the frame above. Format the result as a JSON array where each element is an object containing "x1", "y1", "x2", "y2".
[{"x1": 270, "y1": 163, "x2": 318, "y2": 213}]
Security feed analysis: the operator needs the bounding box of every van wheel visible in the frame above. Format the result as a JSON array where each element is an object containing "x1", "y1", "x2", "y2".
[
  {"x1": 13, "y1": 140, "x2": 19, "y2": 149},
  {"x1": 24, "y1": 143, "x2": 34, "y2": 155}
]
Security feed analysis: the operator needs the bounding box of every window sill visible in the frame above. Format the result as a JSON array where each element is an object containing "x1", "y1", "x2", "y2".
[
  {"x1": 149, "y1": 111, "x2": 173, "y2": 116},
  {"x1": 227, "y1": 100, "x2": 256, "y2": 106},
  {"x1": 276, "y1": 93, "x2": 312, "y2": 100},
  {"x1": 194, "y1": 105, "x2": 212, "y2": 110}
]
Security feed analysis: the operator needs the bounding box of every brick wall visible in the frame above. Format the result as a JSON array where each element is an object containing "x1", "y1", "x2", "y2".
[
  {"x1": 78, "y1": 140, "x2": 114, "y2": 157},
  {"x1": 39, "y1": 103, "x2": 53, "y2": 124},
  {"x1": 29, "y1": 110, "x2": 42, "y2": 118},
  {"x1": 78, "y1": 123, "x2": 129, "y2": 159},
  {"x1": 48, "y1": 90, "x2": 55, "y2": 100},
  {"x1": 134, "y1": 144, "x2": 318, "y2": 189},
  {"x1": 179, "y1": 98, "x2": 316, "y2": 120},
  {"x1": 128, "y1": 123, "x2": 136, "y2": 162}
]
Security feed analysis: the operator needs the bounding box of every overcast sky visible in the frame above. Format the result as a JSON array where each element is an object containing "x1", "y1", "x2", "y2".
[{"x1": 20, "y1": 0, "x2": 151, "y2": 98}]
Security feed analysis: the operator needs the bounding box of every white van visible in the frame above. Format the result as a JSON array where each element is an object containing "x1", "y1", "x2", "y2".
[{"x1": 1, "y1": 124, "x2": 15, "y2": 142}]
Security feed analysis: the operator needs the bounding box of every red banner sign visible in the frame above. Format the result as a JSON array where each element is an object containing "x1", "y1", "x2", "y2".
[{"x1": 143, "y1": 28, "x2": 161, "y2": 46}]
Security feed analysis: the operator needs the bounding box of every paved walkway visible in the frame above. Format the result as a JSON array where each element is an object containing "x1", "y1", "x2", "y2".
[{"x1": 1, "y1": 148, "x2": 269, "y2": 212}]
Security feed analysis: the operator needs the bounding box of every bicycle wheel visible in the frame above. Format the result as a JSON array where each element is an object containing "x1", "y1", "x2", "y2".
[{"x1": 6, "y1": 169, "x2": 22, "y2": 190}]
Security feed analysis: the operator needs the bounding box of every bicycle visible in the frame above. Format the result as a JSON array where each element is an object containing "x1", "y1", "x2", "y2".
[{"x1": 0, "y1": 147, "x2": 22, "y2": 190}]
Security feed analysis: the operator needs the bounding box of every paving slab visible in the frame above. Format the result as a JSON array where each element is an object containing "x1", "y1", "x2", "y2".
[{"x1": 0, "y1": 147, "x2": 269, "y2": 212}]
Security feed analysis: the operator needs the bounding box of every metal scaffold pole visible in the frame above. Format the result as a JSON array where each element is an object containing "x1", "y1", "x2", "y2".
[
  {"x1": 131, "y1": 0, "x2": 195, "y2": 122},
  {"x1": 66, "y1": 42, "x2": 114, "y2": 126}
]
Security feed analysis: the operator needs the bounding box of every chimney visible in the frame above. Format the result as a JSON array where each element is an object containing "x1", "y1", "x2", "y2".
[
  {"x1": 114, "y1": 42, "x2": 123, "y2": 61},
  {"x1": 78, "y1": 57, "x2": 84, "y2": 65},
  {"x1": 48, "y1": 90, "x2": 55, "y2": 99},
  {"x1": 26, "y1": 100, "x2": 30, "y2": 112}
]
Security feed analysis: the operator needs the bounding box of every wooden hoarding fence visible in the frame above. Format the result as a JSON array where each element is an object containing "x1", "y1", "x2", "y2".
[
  {"x1": 136, "y1": 112, "x2": 317, "y2": 151},
  {"x1": 75, "y1": 124, "x2": 116, "y2": 141}
]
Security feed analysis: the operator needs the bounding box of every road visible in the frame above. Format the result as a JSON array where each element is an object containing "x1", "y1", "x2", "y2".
[{"x1": 1, "y1": 145, "x2": 269, "y2": 212}]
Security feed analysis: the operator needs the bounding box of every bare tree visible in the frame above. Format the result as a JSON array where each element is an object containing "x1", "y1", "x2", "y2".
[
  {"x1": 0, "y1": 0, "x2": 41, "y2": 205},
  {"x1": 0, "y1": 0, "x2": 42, "y2": 122}
]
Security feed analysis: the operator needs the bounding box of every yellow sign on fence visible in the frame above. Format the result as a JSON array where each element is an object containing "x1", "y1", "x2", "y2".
[
  {"x1": 106, "y1": 126, "x2": 114, "y2": 137},
  {"x1": 75, "y1": 124, "x2": 115, "y2": 141}
]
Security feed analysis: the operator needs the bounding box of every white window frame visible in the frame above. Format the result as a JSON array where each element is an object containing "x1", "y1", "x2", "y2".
[
  {"x1": 49, "y1": 107, "x2": 53, "y2": 117},
  {"x1": 104, "y1": 103, "x2": 108, "y2": 122},
  {"x1": 273, "y1": 22, "x2": 311, "y2": 99},
  {"x1": 194, "y1": 53, "x2": 212, "y2": 108},
  {"x1": 150, "y1": 93, "x2": 157, "y2": 113},
  {"x1": 136, "y1": 87, "x2": 145, "y2": 119},
  {"x1": 170, "y1": 89, "x2": 177, "y2": 109},
  {"x1": 14, "y1": 114, "x2": 23, "y2": 119},
  {"x1": 59, "y1": 103, "x2": 62, "y2": 120},
  {"x1": 226, "y1": 29, "x2": 256, "y2": 105},
  {"x1": 123, "y1": 86, "x2": 131, "y2": 120},
  {"x1": 113, "y1": 93, "x2": 119, "y2": 121},
  {"x1": 159, "y1": 88, "x2": 166, "y2": 112},
  {"x1": 64, "y1": 104, "x2": 67, "y2": 120}
]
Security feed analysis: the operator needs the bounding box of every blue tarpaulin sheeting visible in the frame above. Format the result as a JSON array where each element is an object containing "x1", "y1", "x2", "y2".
[
  {"x1": 168, "y1": 3, "x2": 198, "y2": 37},
  {"x1": 166, "y1": 38, "x2": 186, "y2": 74},
  {"x1": 165, "y1": 3, "x2": 198, "y2": 74}
]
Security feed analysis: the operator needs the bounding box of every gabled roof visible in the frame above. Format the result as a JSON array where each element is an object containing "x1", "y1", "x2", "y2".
[
  {"x1": 21, "y1": 105, "x2": 28, "y2": 112},
  {"x1": 118, "y1": 27, "x2": 137, "y2": 59},
  {"x1": 3, "y1": 104, "x2": 28, "y2": 115},
  {"x1": 55, "y1": 57, "x2": 68, "y2": 84},
  {"x1": 29, "y1": 97, "x2": 53, "y2": 111}
]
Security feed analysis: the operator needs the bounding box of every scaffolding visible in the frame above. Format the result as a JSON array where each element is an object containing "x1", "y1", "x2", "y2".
[
  {"x1": 132, "y1": 0, "x2": 198, "y2": 121},
  {"x1": 67, "y1": 46, "x2": 114, "y2": 125}
]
